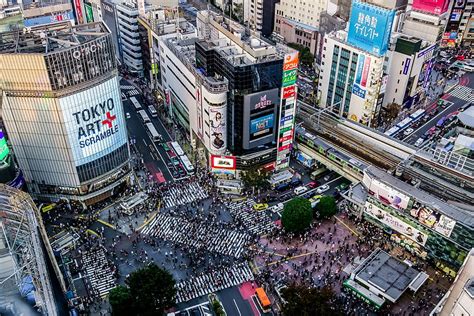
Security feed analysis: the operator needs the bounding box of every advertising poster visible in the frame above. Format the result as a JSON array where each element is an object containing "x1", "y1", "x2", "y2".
[
  {"x1": 365, "y1": 202, "x2": 428, "y2": 246},
  {"x1": 75, "y1": 0, "x2": 84, "y2": 24},
  {"x1": 356, "y1": 55, "x2": 365, "y2": 85},
  {"x1": 0, "y1": 131, "x2": 10, "y2": 161},
  {"x1": 352, "y1": 84, "x2": 366, "y2": 99},
  {"x1": 417, "y1": 59, "x2": 434, "y2": 88},
  {"x1": 410, "y1": 206, "x2": 456, "y2": 237},
  {"x1": 24, "y1": 10, "x2": 74, "y2": 27},
  {"x1": 282, "y1": 70, "x2": 298, "y2": 87},
  {"x1": 60, "y1": 77, "x2": 127, "y2": 165},
  {"x1": 412, "y1": 0, "x2": 450, "y2": 15},
  {"x1": 85, "y1": 3, "x2": 94, "y2": 23},
  {"x1": 211, "y1": 155, "x2": 236, "y2": 170},
  {"x1": 209, "y1": 106, "x2": 226, "y2": 151},
  {"x1": 250, "y1": 114, "x2": 274, "y2": 139},
  {"x1": 196, "y1": 88, "x2": 203, "y2": 139},
  {"x1": 368, "y1": 179, "x2": 411, "y2": 210},
  {"x1": 361, "y1": 56, "x2": 371, "y2": 87},
  {"x1": 347, "y1": 0, "x2": 395, "y2": 56}
]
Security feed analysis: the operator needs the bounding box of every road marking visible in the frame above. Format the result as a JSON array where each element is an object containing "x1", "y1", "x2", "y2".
[
  {"x1": 233, "y1": 299, "x2": 242, "y2": 316},
  {"x1": 142, "y1": 138, "x2": 147, "y2": 146},
  {"x1": 86, "y1": 229, "x2": 99, "y2": 237},
  {"x1": 137, "y1": 202, "x2": 160, "y2": 231},
  {"x1": 265, "y1": 251, "x2": 317, "y2": 267},
  {"x1": 334, "y1": 216, "x2": 359, "y2": 236},
  {"x1": 97, "y1": 219, "x2": 116, "y2": 229}
]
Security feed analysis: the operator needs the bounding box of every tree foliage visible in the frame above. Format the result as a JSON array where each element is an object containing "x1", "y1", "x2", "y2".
[
  {"x1": 381, "y1": 102, "x2": 401, "y2": 124},
  {"x1": 109, "y1": 264, "x2": 176, "y2": 316},
  {"x1": 281, "y1": 284, "x2": 344, "y2": 316},
  {"x1": 316, "y1": 196, "x2": 337, "y2": 219},
  {"x1": 281, "y1": 197, "x2": 313, "y2": 233},
  {"x1": 287, "y1": 43, "x2": 314, "y2": 66},
  {"x1": 241, "y1": 166, "x2": 270, "y2": 191},
  {"x1": 109, "y1": 285, "x2": 133, "y2": 316}
]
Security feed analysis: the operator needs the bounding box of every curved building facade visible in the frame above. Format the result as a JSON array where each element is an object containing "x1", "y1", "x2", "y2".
[{"x1": 0, "y1": 22, "x2": 131, "y2": 205}]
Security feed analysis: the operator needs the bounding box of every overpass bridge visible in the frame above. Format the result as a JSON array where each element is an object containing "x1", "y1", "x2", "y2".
[{"x1": 294, "y1": 101, "x2": 474, "y2": 204}]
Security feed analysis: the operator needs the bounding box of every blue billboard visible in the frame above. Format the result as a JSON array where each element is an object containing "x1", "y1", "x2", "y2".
[
  {"x1": 250, "y1": 114, "x2": 274, "y2": 137},
  {"x1": 24, "y1": 10, "x2": 74, "y2": 27},
  {"x1": 347, "y1": 0, "x2": 395, "y2": 56}
]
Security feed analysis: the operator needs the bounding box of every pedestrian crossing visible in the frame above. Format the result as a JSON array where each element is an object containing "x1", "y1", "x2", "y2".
[
  {"x1": 121, "y1": 92, "x2": 127, "y2": 99},
  {"x1": 448, "y1": 85, "x2": 473, "y2": 102},
  {"x1": 80, "y1": 248, "x2": 116, "y2": 298},
  {"x1": 227, "y1": 200, "x2": 277, "y2": 236},
  {"x1": 162, "y1": 182, "x2": 208, "y2": 209},
  {"x1": 127, "y1": 89, "x2": 140, "y2": 96},
  {"x1": 120, "y1": 85, "x2": 135, "y2": 90},
  {"x1": 141, "y1": 213, "x2": 251, "y2": 258},
  {"x1": 175, "y1": 262, "x2": 254, "y2": 303}
]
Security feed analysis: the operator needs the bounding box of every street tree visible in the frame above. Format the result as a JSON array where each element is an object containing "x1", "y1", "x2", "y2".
[
  {"x1": 109, "y1": 285, "x2": 133, "y2": 316},
  {"x1": 126, "y1": 263, "x2": 177, "y2": 316},
  {"x1": 316, "y1": 196, "x2": 337, "y2": 219},
  {"x1": 281, "y1": 197, "x2": 313, "y2": 233},
  {"x1": 287, "y1": 43, "x2": 314, "y2": 66},
  {"x1": 241, "y1": 166, "x2": 270, "y2": 192},
  {"x1": 281, "y1": 284, "x2": 344, "y2": 316}
]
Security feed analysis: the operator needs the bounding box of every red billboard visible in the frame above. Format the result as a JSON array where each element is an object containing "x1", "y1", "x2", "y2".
[
  {"x1": 210, "y1": 155, "x2": 236, "y2": 170},
  {"x1": 282, "y1": 86, "x2": 296, "y2": 99},
  {"x1": 412, "y1": 0, "x2": 450, "y2": 15}
]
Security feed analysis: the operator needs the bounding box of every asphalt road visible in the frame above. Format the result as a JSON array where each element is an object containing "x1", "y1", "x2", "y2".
[
  {"x1": 122, "y1": 93, "x2": 175, "y2": 182},
  {"x1": 402, "y1": 71, "x2": 473, "y2": 145}
]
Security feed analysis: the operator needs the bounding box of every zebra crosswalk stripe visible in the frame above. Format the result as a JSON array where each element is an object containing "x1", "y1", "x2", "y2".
[{"x1": 449, "y1": 85, "x2": 473, "y2": 102}]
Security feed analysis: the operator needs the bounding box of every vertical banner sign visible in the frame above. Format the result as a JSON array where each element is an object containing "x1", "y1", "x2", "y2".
[
  {"x1": 276, "y1": 51, "x2": 299, "y2": 171},
  {"x1": 84, "y1": 3, "x2": 94, "y2": 23},
  {"x1": 360, "y1": 56, "x2": 371, "y2": 87},
  {"x1": 74, "y1": 0, "x2": 84, "y2": 24}
]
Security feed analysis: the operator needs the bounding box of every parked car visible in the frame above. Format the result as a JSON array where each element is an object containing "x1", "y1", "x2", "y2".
[
  {"x1": 403, "y1": 128, "x2": 414, "y2": 136},
  {"x1": 270, "y1": 203, "x2": 284, "y2": 213}
]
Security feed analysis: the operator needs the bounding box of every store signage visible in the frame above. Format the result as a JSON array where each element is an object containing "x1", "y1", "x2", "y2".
[
  {"x1": 23, "y1": 10, "x2": 74, "y2": 27},
  {"x1": 282, "y1": 70, "x2": 298, "y2": 87},
  {"x1": 283, "y1": 51, "x2": 299, "y2": 71},
  {"x1": 283, "y1": 86, "x2": 296, "y2": 99},
  {"x1": 75, "y1": 0, "x2": 84, "y2": 24},
  {"x1": 72, "y1": 41, "x2": 105, "y2": 59},
  {"x1": 254, "y1": 94, "x2": 273, "y2": 110},
  {"x1": 412, "y1": 0, "x2": 450, "y2": 15},
  {"x1": 352, "y1": 84, "x2": 366, "y2": 99},
  {"x1": 403, "y1": 58, "x2": 411, "y2": 75}
]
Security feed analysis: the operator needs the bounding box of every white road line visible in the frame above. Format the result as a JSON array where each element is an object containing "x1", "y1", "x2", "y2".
[
  {"x1": 233, "y1": 299, "x2": 242, "y2": 316},
  {"x1": 142, "y1": 139, "x2": 147, "y2": 146}
]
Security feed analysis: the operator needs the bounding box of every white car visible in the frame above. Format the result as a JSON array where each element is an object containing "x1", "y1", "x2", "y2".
[
  {"x1": 126, "y1": 112, "x2": 131, "y2": 119},
  {"x1": 403, "y1": 128, "x2": 414, "y2": 136},
  {"x1": 316, "y1": 184, "x2": 330, "y2": 194},
  {"x1": 414, "y1": 138, "x2": 424, "y2": 147},
  {"x1": 271, "y1": 203, "x2": 284, "y2": 213}
]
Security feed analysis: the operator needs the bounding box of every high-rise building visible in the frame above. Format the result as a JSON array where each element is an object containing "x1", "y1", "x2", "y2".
[
  {"x1": 318, "y1": 0, "x2": 399, "y2": 126},
  {"x1": 245, "y1": 0, "x2": 278, "y2": 37},
  {"x1": 442, "y1": 0, "x2": 474, "y2": 47},
  {"x1": 273, "y1": 0, "x2": 328, "y2": 54},
  {"x1": 116, "y1": 2, "x2": 143, "y2": 74},
  {"x1": 403, "y1": 0, "x2": 450, "y2": 43},
  {"x1": 0, "y1": 22, "x2": 131, "y2": 205},
  {"x1": 157, "y1": 10, "x2": 298, "y2": 174}
]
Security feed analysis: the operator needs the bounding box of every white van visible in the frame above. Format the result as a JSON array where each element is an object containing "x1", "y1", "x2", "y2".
[
  {"x1": 294, "y1": 186, "x2": 308, "y2": 195},
  {"x1": 148, "y1": 105, "x2": 158, "y2": 117}
]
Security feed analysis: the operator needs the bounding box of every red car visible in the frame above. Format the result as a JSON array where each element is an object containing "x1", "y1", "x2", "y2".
[{"x1": 307, "y1": 181, "x2": 319, "y2": 189}]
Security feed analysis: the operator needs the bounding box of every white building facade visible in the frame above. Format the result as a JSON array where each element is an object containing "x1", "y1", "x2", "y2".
[{"x1": 116, "y1": 2, "x2": 143, "y2": 74}]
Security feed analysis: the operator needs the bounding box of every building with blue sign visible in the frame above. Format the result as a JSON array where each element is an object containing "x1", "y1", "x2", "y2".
[{"x1": 347, "y1": 0, "x2": 395, "y2": 56}]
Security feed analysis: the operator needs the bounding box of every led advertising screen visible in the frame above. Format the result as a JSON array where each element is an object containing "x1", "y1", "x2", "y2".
[
  {"x1": 59, "y1": 77, "x2": 128, "y2": 166},
  {"x1": 250, "y1": 114, "x2": 274, "y2": 140},
  {"x1": 365, "y1": 202, "x2": 428, "y2": 246},
  {"x1": 412, "y1": 0, "x2": 450, "y2": 15},
  {"x1": 210, "y1": 155, "x2": 236, "y2": 170},
  {"x1": 347, "y1": 0, "x2": 395, "y2": 56},
  {"x1": 0, "y1": 131, "x2": 10, "y2": 162}
]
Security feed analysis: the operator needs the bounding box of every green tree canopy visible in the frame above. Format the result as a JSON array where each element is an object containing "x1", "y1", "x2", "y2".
[
  {"x1": 241, "y1": 166, "x2": 270, "y2": 191},
  {"x1": 281, "y1": 284, "x2": 344, "y2": 316},
  {"x1": 281, "y1": 197, "x2": 313, "y2": 233},
  {"x1": 109, "y1": 285, "x2": 133, "y2": 316},
  {"x1": 125, "y1": 263, "x2": 176, "y2": 316},
  {"x1": 316, "y1": 196, "x2": 337, "y2": 219},
  {"x1": 287, "y1": 43, "x2": 314, "y2": 66}
]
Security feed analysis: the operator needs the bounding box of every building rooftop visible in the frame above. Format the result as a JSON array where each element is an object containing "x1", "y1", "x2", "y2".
[
  {"x1": 365, "y1": 166, "x2": 474, "y2": 228},
  {"x1": 353, "y1": 249, "x2": 421, "y2": 302},
  {"x1": 0, "y1": 22, "x2": 109, "y2": 54}
]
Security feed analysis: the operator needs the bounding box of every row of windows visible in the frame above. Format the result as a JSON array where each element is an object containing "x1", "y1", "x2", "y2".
[{"x1": 77, "y1": 144, "x2": 129, "y2": 183}]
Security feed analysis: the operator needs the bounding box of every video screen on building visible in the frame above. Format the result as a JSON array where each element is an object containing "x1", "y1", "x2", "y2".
[{"x1": 250, "y1": 114, "x2": 274, "y2": 140}]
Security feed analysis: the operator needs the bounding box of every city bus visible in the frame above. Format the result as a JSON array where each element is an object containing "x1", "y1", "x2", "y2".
[
  {"x1": 170, "y1": 141, "x2": 185, "y2": 156},
  {"x1": 409, "y1": 109, "x2": 426, "y2": 123},
  {"x1": 255, "y1": 287, "x2": 271, "y2": 312},
  {"x1": 138, "y1": 110, "x2": 151, "y2": 123},
  {"x1": 180, "y1": 155, "x2": 194, "y2": 174},
  {"x1": 145, "y1": 123, "x2": 161, "y2": 142},
  {"x1": 148, "y1": 105, "x2": 158, "y2": 118},
  {"x1": 130, "y1": 96, "x2": 142, "y2": 110},
  {"x1": 310, "y1": 167, "x2": 327, "y2": 180}
]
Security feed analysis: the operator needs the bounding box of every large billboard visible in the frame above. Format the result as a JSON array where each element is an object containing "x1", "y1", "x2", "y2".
[
  {"x1": 347, "y1": 0, "x2": 395, "y2": 56},
  {"x1": 366, "y1": 178, "x2": 411, "y2": 210},
  {"x1": 365, "y1": 202, "x2": 428, "y2": 246},
  {"x1": 243, "y1": 88, "x2": 279, "y2": 149},
  {"x1": 60, "y1": 77, "x2": 128, "y2": 166},
  {"x1": 412, "y1": 0, "x2": 450, "y2": 15},
  {"x1": 210, "y1": 155, "x2": 236, "y2": 175},
  {"x1": 209, "y1": 105, "x2": 226, "y2": 152},
  {"x1": 410, "y1": 206, "x2": 456, "y2": 237},
  {"x1": 23, "y1": 10, "x2": 75, "y2": 27}
]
